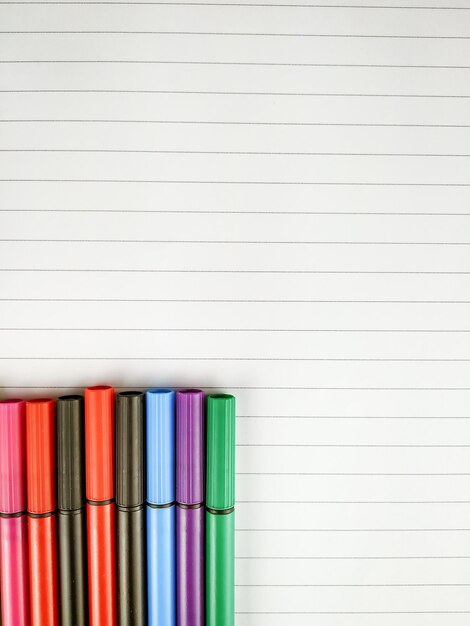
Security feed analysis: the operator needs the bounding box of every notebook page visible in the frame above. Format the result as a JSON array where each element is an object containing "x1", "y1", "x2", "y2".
[{"x1": 1, "y1": 1, "x2": 470, "y2": 623}]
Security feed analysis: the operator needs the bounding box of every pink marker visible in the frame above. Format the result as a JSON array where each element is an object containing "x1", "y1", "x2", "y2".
[{"x1": 0, "y1": 399, "x2": 30, "y2": 626}]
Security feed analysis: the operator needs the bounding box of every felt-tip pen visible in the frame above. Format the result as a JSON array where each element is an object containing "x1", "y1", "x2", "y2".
[
  {"x1": 146, "y1": 389, "x2": 176, "y2": 626},
  {"x1": 26, "y1": 398, "x2": 59, "y2": 626},
  {"x1": 176, "y1": 389, "x2": 205, "y2": 626},
  {"x1": 206, "y1": 394, "x2": 235, "y2": 626},
  {"x1": 0, "y1": 399, "x2": 30, "y2": 626},
  {"x1": 116, "y1": 391, "x2": 147, "y2": 626},
  {"x1": 85, "y1": 385, "x2": 117, "y2": 626},
  {"x1": 57, "y1": 395, "x2": 88, "y2": 626}
]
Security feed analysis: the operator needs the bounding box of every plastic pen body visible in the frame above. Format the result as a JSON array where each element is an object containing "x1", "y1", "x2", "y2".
[
  {"x1": 146, "y1": 389, "x2": 176, "y2": 626},
  {"x1": 57, "y1": 395, "x2": 88, "y2": 626},
  {"x1": 176, "y1": 390, "x2": 205, "y2": 626},
  {"x1": 176, "y1": 507, "x2": 204, "y2": 623},
  {"x1": 206, "y1": 395, "x2": 236, "y2": 626},
  {"x1": 116, "y1": 392, "x2": 147, "y2": 626},
  {"x1": 26, "y1": 399, "x2": 59, "y2": 626},
  {"x1": 87, "y1": 502, "x2": 115, "y2": 623},
  {"x1": 85, "y1": 385, "x2": 117, "y2": 626},
  {"x1": 206, "y1": 511, "x2": 235, "y2": 625},
  {"x1": 0, "y1": 400, "x2": 30, "y2": 626}
]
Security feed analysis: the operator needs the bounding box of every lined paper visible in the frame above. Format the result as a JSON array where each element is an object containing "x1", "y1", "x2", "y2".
[{"x1": 1, "y1": 1, "x2": 470, "y2": 623}]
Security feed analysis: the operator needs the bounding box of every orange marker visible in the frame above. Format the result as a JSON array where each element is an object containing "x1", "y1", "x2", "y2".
[
  {"x1": 26, "y1": 399, "x2": 59, "y2": 626},
  {"x1": 85, "y1": 386, "x2": 117, "y2": 626}
]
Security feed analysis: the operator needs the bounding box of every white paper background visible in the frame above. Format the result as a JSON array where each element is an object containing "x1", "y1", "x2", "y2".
[{"x1": 1, "y1": 1, "x2": 470, "y2": 623}]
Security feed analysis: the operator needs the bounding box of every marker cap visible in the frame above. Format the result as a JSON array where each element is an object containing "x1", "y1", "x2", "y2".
[
  {"x1": 146, "y1": 389, "x2": 175, "y2": 506},
  {"x1": 57, "y1": 395, "x2": 85, "y2": 511},
  {"x1": 85, "y1": 386, "x2": 115, "y2": 502},
  {"x1": 26, "y1": 398, "x2": 56, "y2": 514},
  {"x1": 176, "y1": 389, "x2": 205, "y2": 505},
  {"x1": 206, "y1": 394, "x2": 235, "y2": 511},
  {"x1": 116, "y1": 391, "x2": 145, "y2": 508},
  {"x1": 0, "y1": 399, "x2": 27, "y2": 514}
]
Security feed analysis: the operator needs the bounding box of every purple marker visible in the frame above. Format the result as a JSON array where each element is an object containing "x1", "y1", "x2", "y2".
[{"x1": 176, "y1": 389, "x2": 205, "y2": 626}]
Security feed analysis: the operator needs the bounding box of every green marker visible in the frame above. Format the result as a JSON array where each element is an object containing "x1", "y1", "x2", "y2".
[{"x1": 206, "y1": 394, "x2": 236, "y2": 626}]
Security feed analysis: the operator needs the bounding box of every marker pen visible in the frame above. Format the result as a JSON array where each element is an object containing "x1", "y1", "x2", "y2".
[
  {"x1": 26, "y1": 398, "x2": 59, "y2": 626},
  {"x1": 57, "y1": 395, "x2": 88, "y2": 626},
  {"x1": 116, "y1": 391, "x2": 147, "y2": 626},
  {"x1": 206, "y1": 394, "x2": 236, "y2": 626},
  {"x1": 176, "y1": 389, "x2": 205, "y2": 626},
  {"x1": 85, "y1": 385, "x2": 117, "y2": 626},
  {"x1": 146, "y1": 389, "x2": 176, "y2": 626},
  {"x1": 0, "y1": 399, "x2": 30, "y2": 626}
]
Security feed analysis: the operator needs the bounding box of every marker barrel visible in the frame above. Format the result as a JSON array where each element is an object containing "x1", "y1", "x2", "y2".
[
  {"x1": 28, "y1": 514, "x2": 59, "y2": 626},
  {"x1": 116, "y1": 391, "x2": 147, "y2": 626},
  {"x1": 147, "y1": 505, "x2": 176, "y2": 626},
  {"x1": 58, "y1": 509, "x2": 88, "y2": 626},
  {"x1": 87, "y1": 501, "x2": 116, "y2": 626},
  {"x1": 206, "y1": 511, "x2": 235, "y2": 626},
  {"x1": 26, "y1": 399, "x2": 59, "y2": 626},
  {"x1": 206, "y1": 394, "x2": 236, "y2": 626},
  {"x1": 0, "y1": 516, "x2": 30, "y2": 626},
  {"x1": 85, "y1": 385, "x2": 116, "y2": 626},
  {"x1": 176, "y1": 506, "x2": 204, "y2": 626},
  {"x1": 176, "y1": 389, "x2": 205, "y2": 626},
  {"x1": 146, "y1": 389, "x2": 176, "y2": 626},
  {"x1": 57, "y1": 395, "x2": 88, "y2": 626},
  {"x1": 0, "y1": 399, "x2": 30, "y2": 626},
  {"x1": 117, "y1": 507, "x2": 146, "y2": 625}
]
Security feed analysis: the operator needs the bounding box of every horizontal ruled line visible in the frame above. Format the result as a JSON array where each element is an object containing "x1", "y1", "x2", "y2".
[
  {"x1": 238, "y1": 610, "x2": 470, "y2": 616},
  {"x1": 2, "y1": 31, "x2": 470, "y2": 40},
  {"x1": 2, "y1": 120, "x2": 470, "y2": 129},
  {"x1": 0, "y1": 383, "x2": 468, "y2": 390},
  {"x1": 0, "y1": 380, "x2": 468, "y2": 390},
  {"x1": 237, "y1": 472, "x2": 470, "y2": 476},
  {"x1": 237, "y1": 583, "x2": 470, "y2": 587},
  {"x1": 4, "y1": 149, "x2": 470, "y2": 157},
  {"x1": 238, "y1": 500, "x2": 470, "y2": 504},
  {"x1": 237, "y1": 443, "x2": 470, "y2": 447},
  {"x1": 2, "y1": 298, "x2": 470, "y2": 304},
  {"x1": 1, "y1": 2, "x2": 469, "y2": 9},
  {"x1": 3, "y1": 209, "x2": 470, "y2": 216},
  {"x1": 2, "y1": 180, "x2": 470, "y2": 186},
  {"x1": 3, "y1": 238, "x2": 470, "y2": 245},
  {"x1": 3, "y1": 269, "x2": 469, "y2": 275},
  {"x1": 2, "y1": 328, "x2": 470, "y2": 333},
  {"x1": 0, "y1": 356, "x2": 469, "y2": 363},
  {"x1": 255, "y1": 411, "x2": 470, "y2": 417},
  {"x1": 236, "y1": 528, "x2": 470, "y2": 532},
  {"x1": 3, "y1": 60, "x2": 470, "y2": 69},
  {"x1": 2, "y1": 89, "x2": 470, "y2": 98},
  {"x1": 235, "y1": 555, "x2": 470, "y2": 559}
]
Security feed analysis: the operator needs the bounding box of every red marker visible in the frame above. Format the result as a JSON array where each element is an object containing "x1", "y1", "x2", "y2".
[
  {"x1": 85, "y1": 385, "x2": 117, "y2": 626},
  {"x1": 26, "y1": 399, "x2": 59, "y2": 626}
]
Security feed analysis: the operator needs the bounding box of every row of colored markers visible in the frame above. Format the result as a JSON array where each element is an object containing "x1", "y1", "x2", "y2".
[{"x1": 0, "y1": 388, "x2": 236, "y2": 626}]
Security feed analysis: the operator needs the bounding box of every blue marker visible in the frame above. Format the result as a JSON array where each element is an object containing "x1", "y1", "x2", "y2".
[{"x1": 146, "y1": 389, "x2": 176, "y2": 626}]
